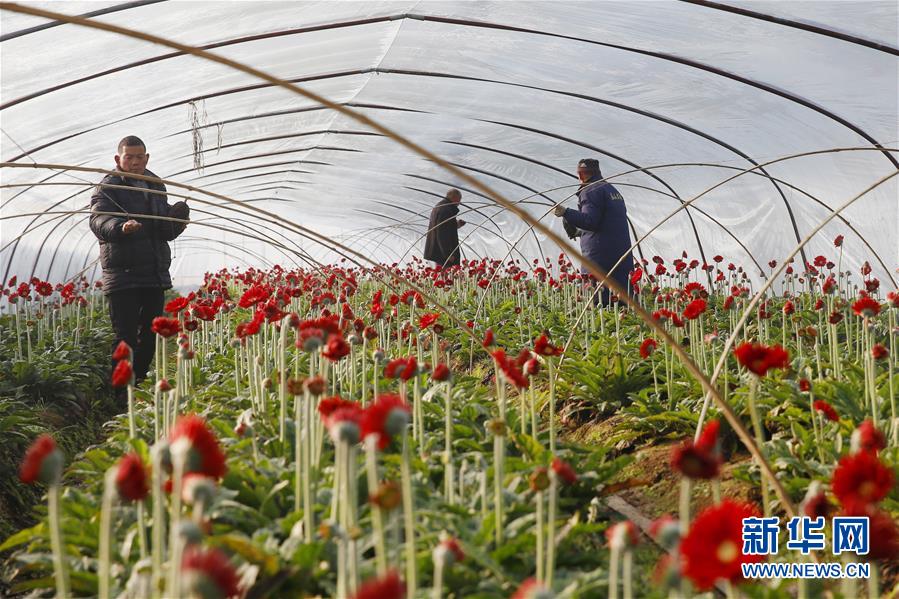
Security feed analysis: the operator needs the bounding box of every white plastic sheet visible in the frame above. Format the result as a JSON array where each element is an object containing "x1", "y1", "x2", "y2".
[{"x1": 1, "y1": 1, "x2": 896, "y2": 288}]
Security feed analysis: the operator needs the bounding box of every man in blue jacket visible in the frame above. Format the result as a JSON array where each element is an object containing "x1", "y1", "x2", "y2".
[{"x1": 553, "y1": 159, "x2": 633, "y2": 305}]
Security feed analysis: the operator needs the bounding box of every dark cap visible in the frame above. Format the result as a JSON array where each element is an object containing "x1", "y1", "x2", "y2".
[{"x1": 577, "y1": 158, "x2": 599, "y2": 171}]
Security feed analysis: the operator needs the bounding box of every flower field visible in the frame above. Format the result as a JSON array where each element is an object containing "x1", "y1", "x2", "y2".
[{"x1": 0, "y1": 248, "x2": 897, "y2": 598}]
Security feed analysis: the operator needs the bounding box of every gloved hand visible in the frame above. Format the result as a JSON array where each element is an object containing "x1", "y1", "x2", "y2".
[
  {"x1": 552, "y1": 204, "x2": 566, "y2": 217},
  {"x1": 562, "y1": 217, "x2": 580, "y2": 240}
]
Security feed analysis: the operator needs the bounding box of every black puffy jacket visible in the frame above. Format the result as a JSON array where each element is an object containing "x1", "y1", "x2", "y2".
[{"x1": 89, "y1": 169, "x2": 188, "y2": 294}]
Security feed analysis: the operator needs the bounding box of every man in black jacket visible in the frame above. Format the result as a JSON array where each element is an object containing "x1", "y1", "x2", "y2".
[
  {"x1": 90, "y1": 136, "x2": 189, "y2": 385},
  {"x1": 423, "y1": 189, "x2": 466, "y2": 268}
]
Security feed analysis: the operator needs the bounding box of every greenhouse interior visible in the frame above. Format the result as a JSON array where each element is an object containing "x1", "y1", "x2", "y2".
[{"x1": 0, "y1": 1, "x2": 897, "y2": 597}]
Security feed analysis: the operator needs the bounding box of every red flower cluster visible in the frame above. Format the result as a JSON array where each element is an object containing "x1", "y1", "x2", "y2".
[{"x1": 733, "y1": 342, "x2": 789, "y2": 376}]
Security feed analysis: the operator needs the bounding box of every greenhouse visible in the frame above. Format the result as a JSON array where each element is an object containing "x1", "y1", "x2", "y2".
[{"x1": 0, "y1": 1, "x2": 897, "y2": 597}]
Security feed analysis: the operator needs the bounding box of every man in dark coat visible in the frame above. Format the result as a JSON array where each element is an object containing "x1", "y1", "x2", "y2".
[
  {"x1": 423, "y1": 189, "x2": 466, "y2": 268},
  {"x1": 553, "y1": 159, "x2": 634, "y2": 305},
  {"x1": 90, "y1": 136, "x2": 189, "y2": 385}
]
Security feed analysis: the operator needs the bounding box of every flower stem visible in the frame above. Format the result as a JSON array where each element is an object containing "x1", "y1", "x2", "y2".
[
  {"x1": 151, "y1": 444, "x2": 166, "y2": 598},
  {"x1": 127, "y1": 383, "x2": 136, "y2": 440},
  {"x1": 47, "y1": 483, "x2": 70, "y2": 599},
  {"x1": 166, "y1": 446, "x2": 186, "y2": 597},
  {"x1": 432, "y1": 557, "x2": 444, "y2": 599},
  {"x1": 364, "y1": 437, "x2": 388, "y2": 575},
  {"x1": 623, "y1": 548, "x2": 633, "y2": 599},
  {"x1": 747, "y1": 376, "x2": 771, "y2": 516},
  {"x1": 608, "y1": 543, "x2": 620, "y2": 599},
  {"x1": 546, "y1": 473, "x2": 558, "y2": 588},
  {"x1": 535, "y1": 489, "x2": 544, "y2": 582},
  {"x1": 99, "y1": 468, "x2": 115, "y2": 599},
  {"x1": 444, "y1": 382, "x2": 454, "y2": 505},
  {"x1": 401, "y1": 430, "x2": 417, "y2": 596},
  {"x1": 548, "y1": 360, "x2": 556, "y2": 454}
]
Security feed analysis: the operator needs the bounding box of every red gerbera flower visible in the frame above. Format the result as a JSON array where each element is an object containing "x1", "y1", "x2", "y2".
[
  {"x1": 435, "y1": 537, "x2": 465, "y2": 564},
  {"x1": 682, "y1": 298, "x2": 707, "y2": 320},
  {"x1": 360, "y1": 394, "x2": 411, "y2": 449},
  {"x1": 834, "y1": 235, "x2": 844, "y2": 247},
  {"x1": 851, "y1": 419, "x2": 887, "y2": 455},
  {"x1": 680, "y1": 500, "x2": 764, "y2": 590},
  {"x1": 800, "y1": 484, "x2": 834, "y2": 520},
  {"x1": 111, "y1": 359, "x2": 134, "y2": 388},
  {"x1": 482, "y1": 328, "x2": 495, "y2": 348},
  {"x1": 19, "y1": 434, "x2": 62, "y2": 485},
  {"x1": 169, "y1": 414, "x2": 227, "y2": 479},
  {"x1": 551, "y1": 457, "x2": 577, "y2": 485},
  {"x1": 533, "y1": 333, "x2": 563, "y2": 357},
  {"x1": 351, "y1": 570, "x2": 405, "y2": 599},
  {"x1": 151, "y1": 316, "x2": 181, "y2": 338},
  {"x1": 321, "y1": 334, "x2": 351, "y2": 362},
  {"x1": 318, "y1": 396, "x2": 357, "y2": 423},
  {"x1": 431, "y1": 363, "x2": 451, "y2": 382},
  {"x1": 636, "y1": 338, "x2": 657, "y2": 362},
  {"x1": 326, "y1": 405, "x2": 363, "y2": 443},
  {"x1": 606, "y1": 520, "x2": 640, "y2": 549},
  {"x1": 384, "y1": 355, "x2": 417, "y2": 382},
  {"x1": 418, "y1": 313, "x2": 440, "y2": 330},
  {"x1": 671, "y1": 420, "x2": 722, "y2": 480},
  {"x1": 852, "y1": 296, "x2": 880, "y2": 318},
  {"x1": 888, "y1": 291, "x2": 899, "y2": 308},
  {"x1": 115, "y1": 452, "x2": 149, "y2": 502},
  {"x1": 165, "y1": 295, "x2": 191, "y2": 314},
  {"x1": 238, "y1": 284, "x2": 270, "y2": 309},
  {"x1": 733, "y1": 342, "x2": 789, "y2": 377},
  {"x1": 491, "y1": 349, "x2": 530, "y2": 389},
  {"x1": 871, "y1": 344, "x2": 888, "y2": 360},
  {"x1": 831, "y1": 451, "x2": 894, "y2": 510},
  {"x1": 511, "y1": 578, "x2": 549, "y2": 599},
  {"x1": 181, "y1": 546, "x2": 241, "y2": 598},
  {"x1": 813, "y1": 400, "x2": 839, "y2": 422},
  {"x1": 112, "y1": 340, "x2": 132, "y2": 361}
]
